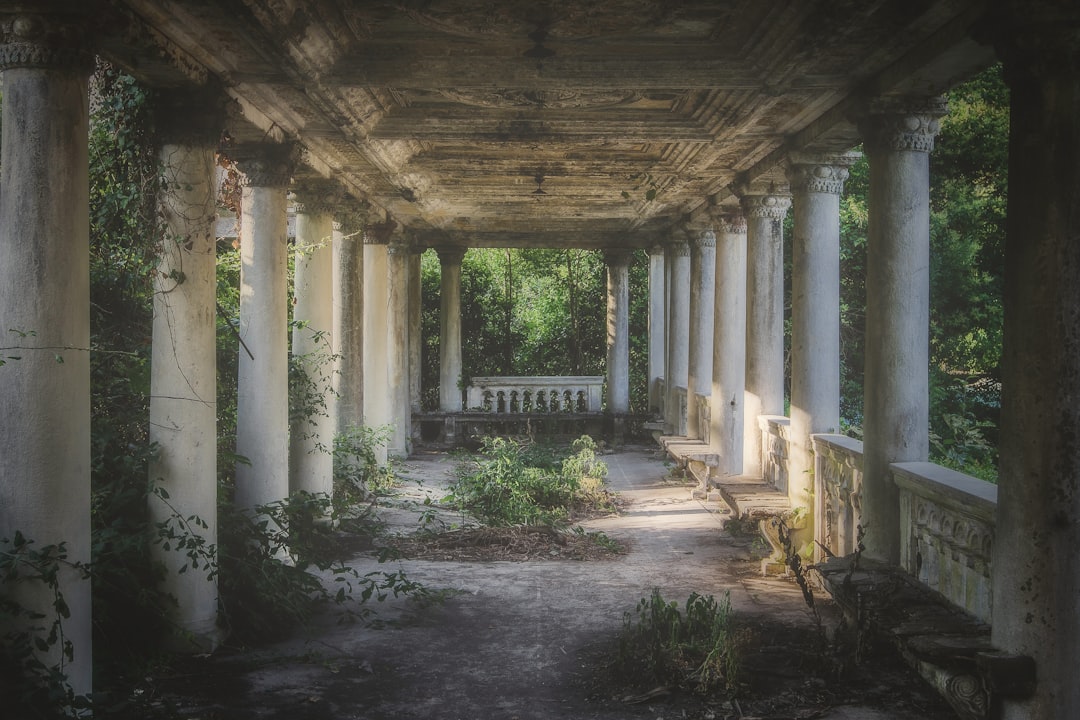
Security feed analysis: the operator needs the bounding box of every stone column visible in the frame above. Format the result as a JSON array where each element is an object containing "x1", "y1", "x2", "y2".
[
  {"x1": 289, "y1": 180, "x2": 339, "y2": 498},
  {"x1": 437, "y1": 247, "x2": 466, "y2": 413},
  {"x1": 785, "y1": 153, "x2": 858, "y2": 509},
  {"x1": 0, "y1": 11, "x2": 94, "y2": 695},
  {"x1": 387, "y1": 241, "x2": 412, "y2": 457},
  {"x1": 647, "y1": 244, "x2": 666, "y2": 413},
  {"x1": 686, "y1": 228, "x2": 717, "y2": 440},
  {"x1": 710, "y1": 211, "x2": 748, "y2": 476},
  {"x1": 987, "y1": 6, "x2": 1080, "y2": 718},
  {"x1": 148, "y1": 88, "x2": 225, "y2": 652},
  {"x1": 740, "y1": 187, "x2": 791, "y2": 479},
  {"x1": 665, "y1": 239, "x2": 691, "y2": 435},
  {"x1": 604, "y1": 249, "x2": 633, "y2": 417},
  {"x1": 362, "y1": 227, "x2": 391, "y2": 466},
  {"x1": 232, "y1": 143, "x2": 296, "y2": 512},
  {"x1": 409, "y1": 247, "x2": 423, "y2": 424},
  {"x1": 859, "y1": 97, "x2": 945, "y2": 563},
  {"x1": 332, "y1": 201, "x2": 367, "y2": 437}
]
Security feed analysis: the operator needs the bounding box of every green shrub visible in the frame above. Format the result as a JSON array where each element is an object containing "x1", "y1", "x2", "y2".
[{"x1": 616, "y1": 588, "x2": 739, "y2": 694}]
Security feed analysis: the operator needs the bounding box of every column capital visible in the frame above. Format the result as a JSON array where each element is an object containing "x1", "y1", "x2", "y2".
[
  {"x1": 291, "y1": 177, "x2": 344, "y2": 216},
  {"x1": 0, "y1": 12, "x2": 93, "y2": 72},
  {"x1": 692, "y1": 229, "x2": 717, "y2": 249},
  {"x1": 333, "y1": 198, "x2": 370, "y2": 234},
  {"x1": 666, "y1": 239, "x2": 691, "y2": 258},
  {"x1": 737, "y1": 188, "x2": 792, "y2": 220},
  {"x1": 786, "y1": 151, "x2": 862, "y2": 195},
  {"x1": 979, "y1": 1, "x2": 1080, "y2": 79},
  {"x1": 363, "y1": 217, "x2": 398, "y2": 245},
  {"x1": 386, "y1": 241, "x2": 411, "y2": 258},
  {"x1": 435, "y1": 245, "x2": 467, "y2": 265},
  {"x1": 602, "y1": 247, "x2": 634, "y2": 267},
  {"x1": 859, "y1": 96, "x2": 948, "y2": 154},
  {"x1": 154, "y1": 83, "x2": 229, "y2": 147},
  {"x1": 648, "y1": 242, "x2": 666, "y2": 257},
  {"x1": 709, "y1": 207, "x2": 747, "y2": 235},
  {"x1": 230, "y1": 142, "x2": 299, "y2": 189}
]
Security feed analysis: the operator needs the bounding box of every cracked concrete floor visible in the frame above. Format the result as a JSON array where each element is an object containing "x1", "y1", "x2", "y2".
[{"x1": 165, "y1": 446, "x2": 956, "y2": 720}]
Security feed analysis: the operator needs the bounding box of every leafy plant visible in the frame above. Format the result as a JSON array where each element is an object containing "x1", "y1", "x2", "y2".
[{"x1": 616, "y1": 588, "x2": 739, "y2": 694}]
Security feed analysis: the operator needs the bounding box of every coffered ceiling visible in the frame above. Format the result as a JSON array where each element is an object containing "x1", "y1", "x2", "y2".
[{"x1": 102, "y1": 0, "x2": 994, "y2": 248}]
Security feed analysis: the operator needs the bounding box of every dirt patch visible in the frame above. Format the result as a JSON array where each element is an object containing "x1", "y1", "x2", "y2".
[{"x1": 387, "y1": 525, "x2": 629, "y2": 562}]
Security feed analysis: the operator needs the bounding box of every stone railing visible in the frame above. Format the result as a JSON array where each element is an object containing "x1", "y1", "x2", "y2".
[
  {"x1": 695, "y1": 392, "x2": 710, "y2": 445},
  {"x1": 759, "y1": 415, "x2": 789, "y2": 494},
  {"x1": 811, "y1": 434, "x2": 864, "y2": 561},
  {"x1": 893, "y1": 462, "x2": 997, "y2": 623},
  {"x1": 656, "y1": 377, "x2": 666, "y2": 416},
  {"x1": 465, "y1": 376, "x2": 604, "y2": 414}
]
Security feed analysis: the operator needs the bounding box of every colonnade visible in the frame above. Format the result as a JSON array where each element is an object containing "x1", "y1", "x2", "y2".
[{"x1": 2, "y1": 4, "x2": 1079, "y2": 716}]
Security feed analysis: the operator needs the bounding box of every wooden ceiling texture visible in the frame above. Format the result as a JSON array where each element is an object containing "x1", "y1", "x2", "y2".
[{"x1": 104, "y1": 0, "x2": 994, "y2": 248}]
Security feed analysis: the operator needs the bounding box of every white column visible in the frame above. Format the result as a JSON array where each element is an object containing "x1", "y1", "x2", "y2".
[
  {"x1": 289, "y1": 182, "x2": 338, "y2": 498},
  {"x1": 741, "y1": 188, "x2": 791, "y2": 478},
  {"x1": 647, "y1": 244, "x2": 666, "y2": 413},
  {"x1": 686, "y1": 228, "x2": 717, "y2": 440},
  {"x1": 990, "y1": 10, "x2": 1080, "y2": 718},
  {"x1": 409, "y1": 247, "x2": 423, "y2": 422},
  {"x1": 665, "y1": 239, "x2": 691, "y2": 435},
  {"x1": 0, "y1": 13, "x2": 94, "y2": 694},
  {"x1": 362, "y1": 231, "x2": 391, "y2": 466},
  {"x1": 860, "y1": 97, "x2": 945, "y2": 563},
  {"x1": 710, "y1": 211, "x2": 748, "y2": 476},
  {"x1": 438, "y1": 247, "x2": 466, "y2": 412},
  {"x1": 387, "y1": 241, "x2": 412, "y2": 457},
  {"x1": 148, "y1": 91, "x2": 224, "y2": 652},
  {"x1": 786, "y1": 153, "x2": 858, "y2": 510},
  {"x1": 604, "y1": 249, "x2": 633, "y2": 415},
  {"x1": 332, "y1": 202, "x2": 367, "y2": 436},
  {"x1": 233, "y1": 144, "x2": 296, "y2": 512}
]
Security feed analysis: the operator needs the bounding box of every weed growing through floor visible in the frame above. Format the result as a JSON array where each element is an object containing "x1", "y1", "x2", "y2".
[
  {"x1": 445, "y1": 435, "x2": 614, "y2": 527},
  {"x1": 616, "y1": 588, "x2": 739, "y2": 694}
]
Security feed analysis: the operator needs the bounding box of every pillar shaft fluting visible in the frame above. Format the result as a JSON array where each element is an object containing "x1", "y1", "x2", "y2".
[
  {"x1": 686, "y1": 229, "x2": 717, "y2": 440},
  {"x1": 0, "y1": 12, "x2": 94, "y2": 694},
  {"x1": 604, "y1": 249, "x2": 633, "y2": 415},
  {"x1": 710, "y1": 213, "x2": 748, "y2": 476},
  {"x1": 786, "y1": 154, "x2": 856, "y2": 509},
  {"x1": 741, "y1": 191, "x2": 791, "y2": 478},
  {"x1": 860, "y1": 97, "x2": 945, "y2": 563},
  {"x1": 233, "y1": 144, "x2": 296, "y2": 512},
  {"x1": 438, "y1": 247, "x2": 466, "y2": 412}
]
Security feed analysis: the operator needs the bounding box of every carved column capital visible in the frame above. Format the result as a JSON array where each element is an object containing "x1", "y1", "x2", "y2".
[
  {"x1": 291, "y1": 177, "x2": 344, "y2": 216},
  {"x1": 154, "y1": 83, "x2": 229, "y2": 147},
  {"x1": 231, "y1": 142, "x2": 299, "y2": 189},
  {"x1": 648, "y1": 243, "x2": 666, "y2": 257},
  {"x1": 363, "y1": 217, "x2": 398, "y2": 245},
  {"x1": 786, "y1": 152, "x2": 861, "y2": 195},
  {"x1": 710, "y1": 208, "x2": 747, "y2": 235},
  {"x1": 739, "y1": 191, "x2": 792, "y2": 220},
  {"x1": 980, "y1": 1, "x2": 1080, "y2": 79},
  {"x1": 667, "y1": 239, "x2": 691, "y2": 258},
  {"x1": 860, "y1": 96, "x2": 948, "y2": 154},
  {"x1": 436, "y1": 245, "x2": 467, "y2": 266},
  {"x1": 693, "y1": 229, "x2": 717, "y2": 249},
  {"x1": 0, "y1": 12, "x2": 93, "y2": 72},
  {"x1": 333, "y1": 198, "x2": 370, "y2": 235},
  {"x1": 602, "y1": 247, "x2": 634, "y2": 267}
]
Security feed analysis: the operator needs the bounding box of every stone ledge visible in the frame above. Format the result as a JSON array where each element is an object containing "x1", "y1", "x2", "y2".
[{"x1": 813, "y1": 555, "x2": 1034, "y2": 720}]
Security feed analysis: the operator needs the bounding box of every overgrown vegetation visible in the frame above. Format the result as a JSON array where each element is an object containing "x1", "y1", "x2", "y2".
[
  {"x1": 445, "y1": 435, "x2": 613, "y2": 527},
  {"x1": 616, "y1": 588, "x2": 739, "y2": 695}
]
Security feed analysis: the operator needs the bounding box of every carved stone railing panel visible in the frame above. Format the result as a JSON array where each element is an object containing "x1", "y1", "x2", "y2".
[
  {"x1": 758, "y1": 415, "x2": 789, "y2": 495},
  {"x1": 811, "y1": 434, "x2": 865, "y2": 562},
  {"x1": 892, "y1": 462, "x2": 997, "y2": 624},
  {"x1": 695, "y1": 392, "x2": 710, "y2": 445},
  {"x1": 465, "y1": 376, "x2": 604, "y2": 413}
]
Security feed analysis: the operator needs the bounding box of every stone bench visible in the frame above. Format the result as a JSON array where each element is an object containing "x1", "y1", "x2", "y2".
[{"x1": 814, "y1": 555, "x2": 1034, "y2": 720}]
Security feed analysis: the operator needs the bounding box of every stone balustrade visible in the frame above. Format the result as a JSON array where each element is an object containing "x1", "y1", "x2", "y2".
[
  {"x1": 759, "y1": 415, "x2": 790, "y2": 495},
  {"x1": 812, "y1": 434, "x2": 865, "y2": 561},
  {"x1": 465, "y1": 376, "x2": 604, "y2": 414},
  {"x1": 892, "y1": 462, "x2": 996, "y2": 623}
]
